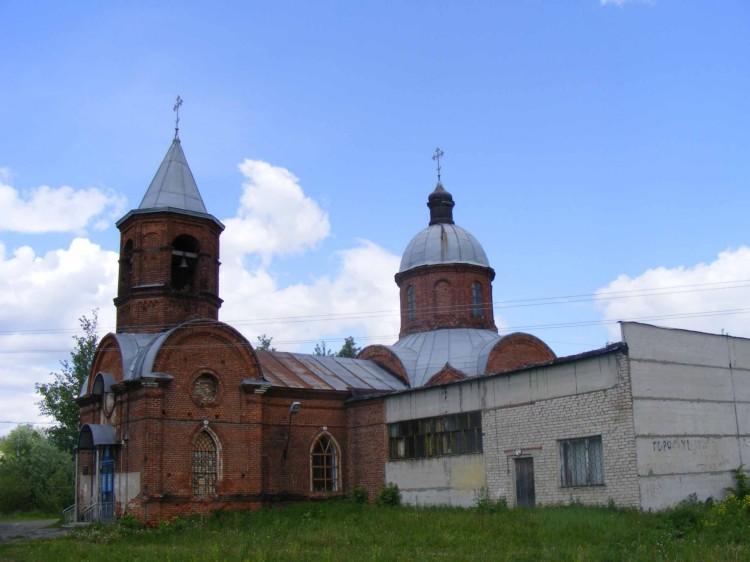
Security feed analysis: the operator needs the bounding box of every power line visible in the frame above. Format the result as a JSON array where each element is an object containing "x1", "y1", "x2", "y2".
[{"x1": 2, "y1": 278, "x2": 750, "y2": 338}]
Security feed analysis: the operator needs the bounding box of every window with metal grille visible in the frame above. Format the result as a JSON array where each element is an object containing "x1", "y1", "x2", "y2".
[
  {"x1": 388, "y1": 411, "x2": 483, "y2": 460},
  {"x1": 560, "y1": 436, "x2": 604, "y2": 487},
  {"x1": 471, "y1": 282, "x2": 483, "y2": 317},
  {"x1": 407, "y1": 285, "x2": 416, "y2": 321},
  {"x1": 193, "y1": 431, "x2": 217, "y2": 496},
  {"x1": 311, "y1": 435, "x2": 339, "y2": 492}
]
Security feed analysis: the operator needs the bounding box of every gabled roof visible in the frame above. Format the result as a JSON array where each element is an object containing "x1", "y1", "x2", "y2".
[
  {"x1": 139, "y1": 139, "x2": 208, "y2": 214},
  {"x1": 256, "y1": 351, "x2": 408, "y2": 392}
]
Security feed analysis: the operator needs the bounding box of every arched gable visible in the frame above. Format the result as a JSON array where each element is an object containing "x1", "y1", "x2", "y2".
[
  {"x1": 151, "y1": 319, "x2": 262, "y2": 385},
  {"x1": 357, "y1": 345, "x2": 410, "y2": 385},
  {"x1": 483, "y1": 332, "x2": 556, "y2": 375},
  {"x1": 86, "y1": 334, "x2": 124, "y2": 395},
  {"x1": 425, "y1": 363, "x2": 467, "y2": 386}
]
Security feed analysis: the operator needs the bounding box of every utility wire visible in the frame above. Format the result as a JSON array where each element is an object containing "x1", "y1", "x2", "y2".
[{"x1": 1, "y1": 278, "x2": 750, "y2": 338}]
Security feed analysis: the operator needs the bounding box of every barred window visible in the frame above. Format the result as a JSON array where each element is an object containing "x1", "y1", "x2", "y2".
[
  {"x1": 560, "y1": 436, "x2": 603, "y2": 487},
  {"x1": 193, "y1": 431, "x2": 217, "y2": 496},
  {"x1": 388, "y1": 411, "x2": 482, "y2": 460},
  {"x1": 311, "y1": 435, "x2": 339, "y2": 492},
  {"x1": 471, "y1": 282, "x2": 483, "y2": 317},
  {"x1": 407, "y1": 285, "x2": 416, "y2": 321}
]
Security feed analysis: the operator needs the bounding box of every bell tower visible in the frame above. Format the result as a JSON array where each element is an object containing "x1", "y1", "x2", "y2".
[{"x1": 114, "y1": 133, "x2": 224, "y2": 333}]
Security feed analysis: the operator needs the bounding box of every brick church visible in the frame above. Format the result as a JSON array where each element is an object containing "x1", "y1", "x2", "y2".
[{"x1": 73, "y1": 132, "x2": 559, "y2": 523}]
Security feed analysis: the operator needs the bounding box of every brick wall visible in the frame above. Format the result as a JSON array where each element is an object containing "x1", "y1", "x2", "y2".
[
  {"x1": 484, "y1": 333, "x2": 556, "y2": 374},
  {"x1": 483, "y1": 351, "x2": 640, "y2": 507},
  {"x1": 261, "y1": 392, "x2": 348, "y2": 500},
  {"x1": 346, "y1": 397, "x2": 387, "y2": 502},
  {"x1": 115, "y1": 211, "x2": 223, "y2": 333},
  {"x1": 395, "y1": 263, "x2": 497, "y2": 337}
]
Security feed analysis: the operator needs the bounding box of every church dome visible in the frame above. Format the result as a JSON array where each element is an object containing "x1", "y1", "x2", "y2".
[
  {"x1": 399, "y1": 223, "x2": 489, "y2": 272},
  {"x1": 399, "y1": 180, "x2": 490, "y2": 273}
]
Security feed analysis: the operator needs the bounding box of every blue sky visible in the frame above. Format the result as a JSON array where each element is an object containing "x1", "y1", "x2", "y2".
[{"x1": 1, "y1": 0, "x2": 749, "y2": 432}]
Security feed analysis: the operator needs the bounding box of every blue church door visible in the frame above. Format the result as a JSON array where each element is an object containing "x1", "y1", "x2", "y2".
[{"x1": 99, "y1": 446, "x2": 115, "y2": 521}]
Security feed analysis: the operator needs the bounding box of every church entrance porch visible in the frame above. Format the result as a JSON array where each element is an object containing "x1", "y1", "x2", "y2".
[{"x1": 74, "y1": 424, "x2": 119, "y2": 522}]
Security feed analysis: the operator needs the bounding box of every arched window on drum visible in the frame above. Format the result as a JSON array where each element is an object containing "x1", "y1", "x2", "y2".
[{"x1": 471, "y1": 281, "x2": 483, "y2": 317}]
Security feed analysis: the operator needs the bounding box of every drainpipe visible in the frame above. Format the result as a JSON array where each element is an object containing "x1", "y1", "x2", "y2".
[
  {"x1": 73, "y1": 446, "x2": 79, "y2": 521},
  {"x1": 95, "y1": 447, "x2": 100, "y2": 517}
]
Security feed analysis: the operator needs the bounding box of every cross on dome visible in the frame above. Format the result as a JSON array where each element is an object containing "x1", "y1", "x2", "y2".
[
  {"x1": 432, "y1": 147, "x2": 444, "y2": 183},
  {"x1": 173, "y1": 95, "x2": 183, "y2": 140}
]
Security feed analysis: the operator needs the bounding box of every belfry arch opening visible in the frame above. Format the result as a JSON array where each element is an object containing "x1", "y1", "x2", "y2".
[
  {"x1": 171, "y1": 235, "x2": 200, "y2": 292},
  {"x1": 120, "y1": 239, "x2": 133, "y2": 292}
]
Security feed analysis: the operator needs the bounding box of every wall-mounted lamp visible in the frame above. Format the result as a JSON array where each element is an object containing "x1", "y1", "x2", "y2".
[{"x1": 283, "y1": 402, "x2": 302, "y2": 460}]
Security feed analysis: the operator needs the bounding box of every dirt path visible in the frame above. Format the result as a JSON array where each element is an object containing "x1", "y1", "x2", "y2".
[{"x1": 0, "y1": 520, "x2": 70, "y2": 544}]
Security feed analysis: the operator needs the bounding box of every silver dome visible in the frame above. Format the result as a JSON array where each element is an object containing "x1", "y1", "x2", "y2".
[
  {"x1": 399, "y1": 223, "x2": 490, "y2": 273},
  {"x1": 390, "y1": 328, "x2": 502, "y2": 387}
]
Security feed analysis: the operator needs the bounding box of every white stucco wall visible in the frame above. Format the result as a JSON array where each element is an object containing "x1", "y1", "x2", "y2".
[{"x1": 622, "y1": 322, "x2": 750, "y2": 509}]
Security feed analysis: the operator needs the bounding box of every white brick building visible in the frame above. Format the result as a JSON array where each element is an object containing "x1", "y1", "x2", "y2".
[{"x1": 383, "y1": 322, "x2": 750, "y2": 509}]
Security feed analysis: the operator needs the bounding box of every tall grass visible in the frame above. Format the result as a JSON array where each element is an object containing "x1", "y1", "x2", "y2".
[{"x1": 1, "y1": 499, "x2": 749, "y2": 561}]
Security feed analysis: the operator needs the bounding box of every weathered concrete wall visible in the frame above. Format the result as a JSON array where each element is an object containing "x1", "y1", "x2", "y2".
[
  {"x1": 385, "y1": 454, "x2": 485, "y2": 507},
  {"x1": 385, "y1": 347, "x2": 640, "y2": 508},
  {"x1": 622, "y1": 322, "x2": 750, "y2": 509}
]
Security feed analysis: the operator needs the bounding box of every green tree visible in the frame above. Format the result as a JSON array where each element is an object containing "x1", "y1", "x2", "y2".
[
  {"x1": 313, "y1": 340, "x2": 334, "y2": 356},
  {"x1": 36, "y1": 310, "x2": 99, "y2": 453},
  {"x1": 256, "y1": 334, "x2": 276, "y2": 351},
  {"x1": 0, "y1": 425, "x2": 74, "y2": 513},
  {"x1": 337, "y1": 336, "x2": 361, "y2": 358}
]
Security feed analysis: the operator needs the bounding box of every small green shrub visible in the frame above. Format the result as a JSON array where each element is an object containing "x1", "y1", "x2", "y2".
[
  {"x1": 661, "y1": 493, "x2": 707, "y2": 538},
  {"x1": 474, "y1": 487, "x2": 507, "y2": 513},
  {"x1": 349, "y1": 485, "x2": 369, "y2": 504},
  {"x1": 726, "y1": 465, "x2": 750, "y2": 500},
  {"x1": 117, "y1": 512, "x2": 144, "y2": 531},
  {"x1": 376, "y1": 483, "x2": 401, "y2": 507}
]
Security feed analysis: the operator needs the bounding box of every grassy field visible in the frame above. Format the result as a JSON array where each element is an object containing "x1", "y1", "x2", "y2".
[{"x1": 1, "y1": 498, "x2": 749, "y2": 561}]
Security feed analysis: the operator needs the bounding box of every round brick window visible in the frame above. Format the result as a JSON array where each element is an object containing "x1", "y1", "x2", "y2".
[{"x1": 192, "y1": 373, "x2": 219, "y2": 405}]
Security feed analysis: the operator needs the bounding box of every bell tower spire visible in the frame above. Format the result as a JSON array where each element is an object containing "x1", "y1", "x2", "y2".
[{"x1": 114, "y1": 99, "x2": 224, "y2": 333}]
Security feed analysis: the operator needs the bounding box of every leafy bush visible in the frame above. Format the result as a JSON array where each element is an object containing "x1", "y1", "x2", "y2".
[
  {"x1": 661, "y1": 493, "x2": 708, "y2": 538},
  {"x1": 117, "y1": 513, "x2": 144, "y2": 531},
  {"x1": 474, "y1": 487, "x2": 507, "y2": 513},
  {"x1": 349, "y1": 485, "x2": 369, "y2": 504},
  {"x1": 0, "y1": 425, "x2": 73, "y2": 514},
  {"x1": 726, "y1": 465, "x2": 750, "y2": 500},
  {"x1": 376, "y1": 483, "x2": 401, "y2": 507}
]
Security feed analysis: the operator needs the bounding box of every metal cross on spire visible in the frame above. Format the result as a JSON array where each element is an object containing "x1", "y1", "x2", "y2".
[
  {"x1": 432, "y1": 147, "x2": 445, "y2": 183},
  {"x1": 173, "y1": 95, "x2": 183, "y2": 140}
]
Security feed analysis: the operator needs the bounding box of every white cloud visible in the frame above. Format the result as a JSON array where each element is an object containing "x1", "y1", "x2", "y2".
[
  {"x1": 0, "y1": 238, "x2": 118, "y2": 436},
  {"x1": 220, "y1": 239, "x2": 401, "y2": 350},
  {"x1": 0, "y1": 180, "x2": 125, "y2": 234},
  {"x1": 222, "y1": 159, "x2": 331, "y2": 266},
  {"x1": 596, "y1": 247, "x2": 750, "y2": 339},
  {"x1": 219, "y1": 159, "x2": 399, "y2": 350}
]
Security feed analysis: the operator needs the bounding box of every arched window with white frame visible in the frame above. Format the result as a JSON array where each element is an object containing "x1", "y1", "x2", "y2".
[{"x1": 311, "y1": 433, "x2": 340, "y2": 492}]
